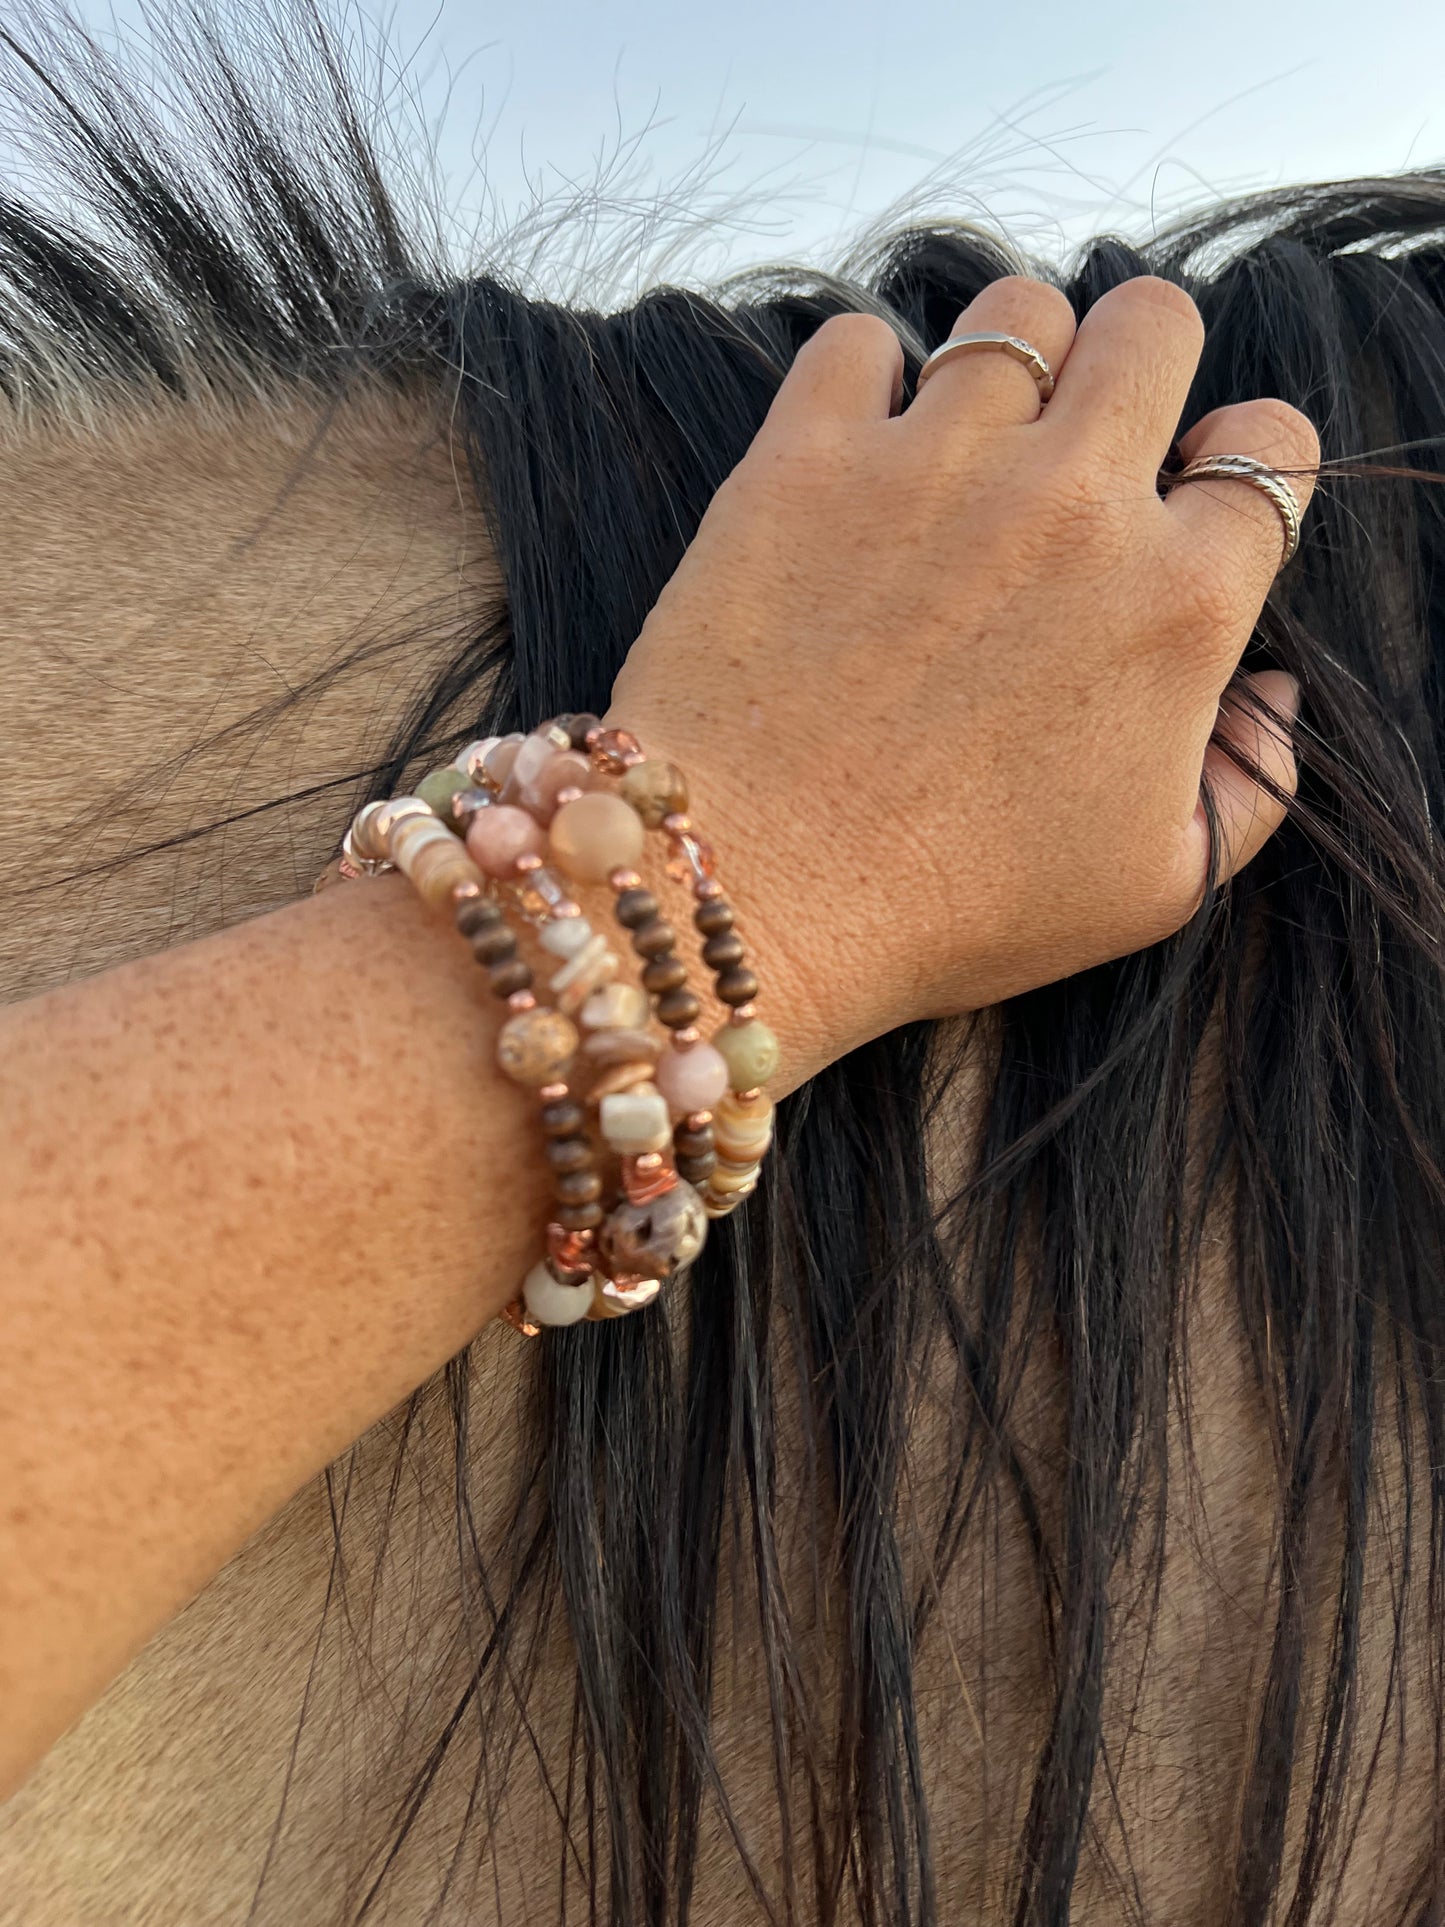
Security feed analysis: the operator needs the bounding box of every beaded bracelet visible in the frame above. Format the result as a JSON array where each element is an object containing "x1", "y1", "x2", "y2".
[{"x1": 315, "y1": 716, "x2": 778, "y2": 1332}]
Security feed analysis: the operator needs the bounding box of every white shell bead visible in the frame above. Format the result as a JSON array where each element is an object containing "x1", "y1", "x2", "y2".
[
  {"x1": 522, "y1": 1260, "x2": 594, "y2": 1327},
  {"x1": 580, "y1": 981, "x2": 650, "y2": 1032},
  {"x1": 540, "y1": 915, "x2": 595, "y2": 959}
]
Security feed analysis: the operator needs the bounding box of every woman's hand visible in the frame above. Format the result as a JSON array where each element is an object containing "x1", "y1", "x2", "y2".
[{"x1": 607, "y1": 275, "x2": 1319, "y2": 1085}]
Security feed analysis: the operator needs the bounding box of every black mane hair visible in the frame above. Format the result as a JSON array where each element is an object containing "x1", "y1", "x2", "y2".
[{"x1": 8, "y1": 8, "x2": 1445, "y2": 1923}]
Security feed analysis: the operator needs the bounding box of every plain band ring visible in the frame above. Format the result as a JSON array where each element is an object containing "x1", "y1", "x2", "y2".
[
  {"x1": 914, "y1": 331, "x2": 1057, "y2": 404},
  {"x1": 1165, "y1": 453, "x2": 1303, "y2": 569}
]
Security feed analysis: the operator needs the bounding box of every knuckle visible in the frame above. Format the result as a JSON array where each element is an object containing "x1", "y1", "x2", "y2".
[
  {"x1": 982, "y1": 273, "x2": 1076, "y2": 330},
  {"x1": 1242, "y1": 395, "x2": 1321, "y2": 469},
  {"x1": 1174, "y1": 547, "x2": 1253, "y2": 645}
]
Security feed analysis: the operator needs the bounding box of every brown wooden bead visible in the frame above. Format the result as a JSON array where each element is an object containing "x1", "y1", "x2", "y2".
[
  {"x1": 545, "y1": 1136, "x2": 594, "y2": 1175},
  {"x1": 657, "y1": 987, "x2": 702, "y2": 1029},
  {"x1": 631, "y1": 918, "x2": 676, "y2": 959},
  {"x1": 674, "y1": 1125, "x2": 715, "y2": 1161},
  {"x1": 456, "y1": 896, "x2": 503, "y2": 938},
  {"x1": 555, "y1": 1169, "x2": 604, "y2": 1206},
  {"x1": 693, "y1": 899, "x2": 734, "y2": 938},
  {"x1": 557, "y1": 1200, "x2": 605, "y2": 1233},
  {"x1": 677, "y1": 1151, "x2": 718, "y2": 1184},
  {"x1": 564, "y1": 711, "x2": 601, "y2": 751},
  {"x1": 489, "y1": 958, "x2": 534, "y2": 998},
  {"x1": 470, "y1": 924, "x2": 517, "y2": 967},
  {"x1": 715, "y1": 966, "x2": 759, "y2": 1007},
  {"x1": 540, "y1": 1098, "x2": 586, "y2": 1137},
  {"x1": 614, "y1": 887, "x2": 659, "y2": 929},
  {"x1": 701, "y1": 931, "x2": 745, "y2": 971},
  {"x1": 641, "y1": 954, "x2": 688, "y2": 995}
]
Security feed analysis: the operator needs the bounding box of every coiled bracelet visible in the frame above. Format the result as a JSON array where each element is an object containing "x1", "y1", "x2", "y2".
[{"x1": 315, "y1": 716, "x2": 777, "y2": 1333}]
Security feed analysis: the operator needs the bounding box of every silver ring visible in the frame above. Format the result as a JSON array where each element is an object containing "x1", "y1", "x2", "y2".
[
  {"x1": 915, "y1": 331, "x2": 1056, "y2": 404},
  {"x1": 1166, "y1": 453, "x2": 1303, "y2": 569}
]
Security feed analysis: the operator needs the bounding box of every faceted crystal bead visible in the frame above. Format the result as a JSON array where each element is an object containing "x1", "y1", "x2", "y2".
[
  {"x1": 514, "y1": 864, "x2": 579, "y2": 923},
  {"x1": 589, "y1": 727, "x2": 644, "y2": 774},
  {"x1": 665, "y1": 831, "x2": 717, "y2": 886}
]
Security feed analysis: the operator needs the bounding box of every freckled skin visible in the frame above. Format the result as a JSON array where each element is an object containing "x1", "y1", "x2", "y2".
[{"x1": 0, "y1": 300, "x2": 1430, "y2": 1924}]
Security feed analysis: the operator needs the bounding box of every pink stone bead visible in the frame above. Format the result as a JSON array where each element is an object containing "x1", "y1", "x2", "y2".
[
  {"x1": 525, "y1": 750, "x2": 594, "y2": 823},
  {"x1": 655, "y1": 1041, "x2": 730, "y2": 1117},
  {"x1": 504, "y1": 724, "x2": 571, "y2": 806},
  {"x1": 549, "y1": 791, "x2": 646, "y2": 885},
  {"x1": 465, "y1": 803, "x2": 547, "y2": 877}
]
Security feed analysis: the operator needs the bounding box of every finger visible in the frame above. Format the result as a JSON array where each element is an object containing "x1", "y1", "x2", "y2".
[
  {"x1": 762, "y1": 312, "x2": 905, "y2": 433},
  {"x1": 1043, "y1": 276, "x2": 1204, "y2": 476},
  {"x1": 1184, "y1": 669, "x2": 1301, "y2": 897},
  {"x1": 906, "y1": 275, "x2": 1077, "y2": 431},
  {"x1": 1165, "y1": 397, "x2": 1320, "y2": 588}
]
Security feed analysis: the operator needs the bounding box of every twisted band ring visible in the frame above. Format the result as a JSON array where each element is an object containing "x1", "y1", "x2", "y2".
[{"x1": 1165, "y1": 453, "x2": 1303, "y2": 569}]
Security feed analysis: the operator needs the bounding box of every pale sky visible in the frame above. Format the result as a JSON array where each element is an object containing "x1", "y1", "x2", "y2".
[{"x1": 342, "y1": 0, "x2": 1445, "y2": 292}]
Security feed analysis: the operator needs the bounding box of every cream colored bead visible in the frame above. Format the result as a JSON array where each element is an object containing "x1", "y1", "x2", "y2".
[
  {"x1": 390, "y1": 814, "x2": 454, "y2": 869},
  {"x1": 522, "y1": 1260, "x2": 593, "y2": 1327},
  {"x1": 579, "y1": 981, "x2": 650, "y2": 1031},
  {"x1": 551, "y1": 933, "x2": 621, "y2": 1016},
  {"x1": 598, "y1": 1086, "x2": 671, "y2": 1155}
]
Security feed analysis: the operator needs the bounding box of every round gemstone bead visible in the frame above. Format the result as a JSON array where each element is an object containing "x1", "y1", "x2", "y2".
[
  {"x1": 496, "y1": 1008, "x2": 579, "y2": 1087},
  {"x1": 598, "y1": 1179, "x2": 708, "y2": 1281},
  {"x1": 712, "y1": 1018, "x2": 779, "y2": 1092},
  {"x1": 654, "y1": 1041, "x2": 729, "y2": 1117},
  {"x1": 549, "y1": 791, "x2": 646, "y2": 885},
  {"x1": 465, "y1": 803, "x2": 548, "y2": 877},
  {"x1": 620, "y1": 758, "x2": 688, "y2": 829},
  {"x1": 524, "y1": 749, "x2": 594, "y2": 823},
  {"x1": 415, "y1": 765, "x2": 473, "y2": 823},
  {"x1": 522, "y1": 1259, "x2": 594, "y2": 1327},
  {"x1": 504, "y1": 724, "x2": 572, "y2": 807}
]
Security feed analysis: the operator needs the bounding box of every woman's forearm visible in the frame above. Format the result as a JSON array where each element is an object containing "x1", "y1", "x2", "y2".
[{"x1": 0, "y1": 874, "x2": 553, "y2": 1795}]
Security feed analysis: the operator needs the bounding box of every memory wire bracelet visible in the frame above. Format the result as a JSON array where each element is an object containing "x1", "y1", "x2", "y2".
[{"x1": 314, "y1": 715, "x2": 778, "y2": 1334}]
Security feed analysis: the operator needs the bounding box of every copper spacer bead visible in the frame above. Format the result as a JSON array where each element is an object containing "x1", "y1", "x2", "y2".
[
  {"x1": 670, "y1": 1026, "x2": 701, "y2": 1049},
  {"x1": 584, "y1": 725, "x2": 603, "y2": 749},
  {"x1": 735, "y1": 1087, "x2": 763, "y2": 1104},
  {"x1": 684, "y1": 1110, "x2": 714, "y2": 1130},
  {"x1": 608, "y1": 867, "x2": 644, "y2": 893},
  {"x1": 452, "y1": 878, "x2": 484, "y2": 903},
  {"x1": 693, "y1": 876, "x2": 725, "y2": 902},
  {"x1": 507, "y1": 988, "x2": 538, "y2": 1012},
  {"x1": 661, "y1": 812, "x2": 693, "y2": 836},
  {"x1": 514, "y1": 851, "x2": 544, "y2": 875},
  {"x1": 501, "y1": 1298, "x2": 541, "y2": 1339},
  {"x1": 554, "y1": 786, "x2": 585, "y2": 808},
  {"x1": 729, "y1": 1003, "x2": 758, "y2": 1025},
  {"x1": 538, "y1": 1082, "x2": 571, "y2": 1103}
]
